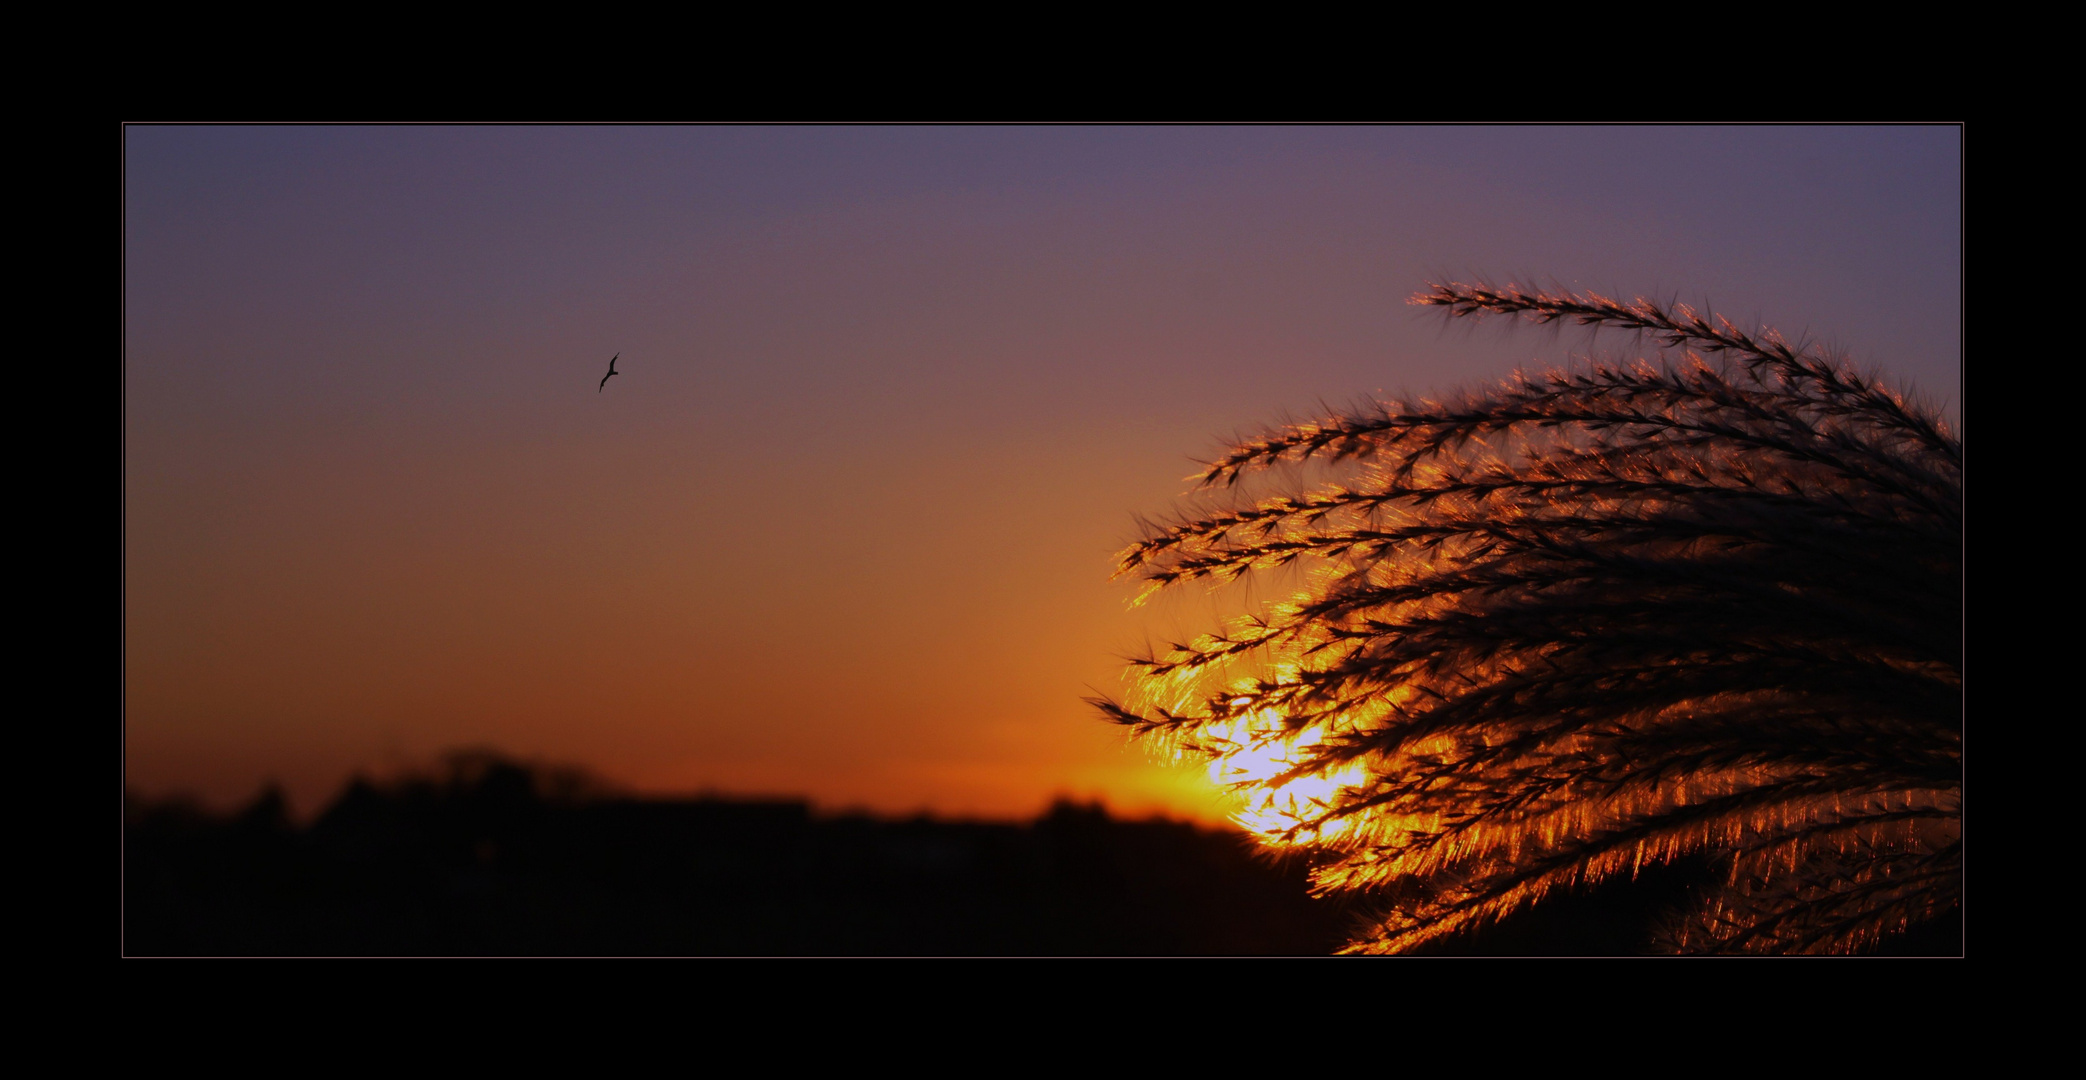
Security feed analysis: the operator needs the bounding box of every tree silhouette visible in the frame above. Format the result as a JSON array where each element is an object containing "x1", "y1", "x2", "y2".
[{"x1": 1097, "y1": 282, "x2": 1960, "y2": 954}]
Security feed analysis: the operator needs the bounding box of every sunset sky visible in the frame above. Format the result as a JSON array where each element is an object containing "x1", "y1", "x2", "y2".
[{"x1": 124, "y1": 125, "x2": 1961, "y2": 821}]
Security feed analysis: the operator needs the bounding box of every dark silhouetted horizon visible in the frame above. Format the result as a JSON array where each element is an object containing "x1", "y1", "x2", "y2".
[{"x1": 124, "y1": 750, "x2": 1960, "y2": 956}]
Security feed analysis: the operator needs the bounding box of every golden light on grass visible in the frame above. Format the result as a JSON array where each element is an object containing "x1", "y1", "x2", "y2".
[{"x1": 1095, "y1": 282, "x2": 1961, "y2": 954}]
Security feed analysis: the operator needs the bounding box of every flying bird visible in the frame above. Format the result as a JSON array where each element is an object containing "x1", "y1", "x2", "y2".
[{"x1": 598, "y1": 354, "x2": 619, "y2": 392}]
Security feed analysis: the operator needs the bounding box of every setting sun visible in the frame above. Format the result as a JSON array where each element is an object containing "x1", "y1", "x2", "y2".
[{"x1": 1201, "y1": 705, "x2": 1371, "y2": 844}]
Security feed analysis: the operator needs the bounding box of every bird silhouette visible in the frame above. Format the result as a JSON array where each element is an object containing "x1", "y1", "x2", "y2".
[{"x1": 598, "y1": 354, "x2": 619, "y2": 392}]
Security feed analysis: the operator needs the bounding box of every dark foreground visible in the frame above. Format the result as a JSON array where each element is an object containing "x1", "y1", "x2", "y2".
[
  {"x1": 126, "y1": 754, "x2": 1960, "y2": 956},
  {"x1": 126, "y1": 755, "x2": 1351, "y2": 956}
]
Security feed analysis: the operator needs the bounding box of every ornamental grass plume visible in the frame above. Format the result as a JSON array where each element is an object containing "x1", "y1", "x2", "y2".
[{"x1": 1096, "y1": 282, "x2": 1961, "y2": 954}]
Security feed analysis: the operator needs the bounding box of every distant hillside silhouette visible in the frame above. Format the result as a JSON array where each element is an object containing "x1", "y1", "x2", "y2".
[{"x1": 124, "y1": 752, "x2": 1354, "y2": 956}]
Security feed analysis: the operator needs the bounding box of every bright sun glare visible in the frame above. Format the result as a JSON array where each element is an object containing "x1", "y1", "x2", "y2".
[{"x1": 1201, "y1": 698, "x2": 1368, "y2": 844}]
